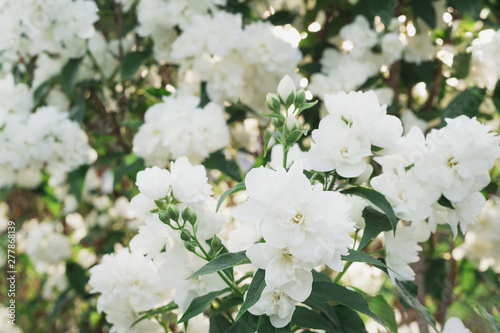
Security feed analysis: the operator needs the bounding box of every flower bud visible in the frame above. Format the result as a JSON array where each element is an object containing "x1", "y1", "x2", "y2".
[
  {"x1": 182, "y1": 207, "x2": 198, "y2": 226},
  {"x1": 210, "y1": 235, "x2": 222, "y2": 251},
  {"x1": 180, "y1": 229, "x2": 192, "y2": 241},
  {"x1": 277, "y1": 75, "x2": 296, "y2": 106},
  {"x1": 166, "y1": 204, "x2": 180, "y2": 222},
  {"x1": 285, "y1": 115, "x2": 299, "y2": 132},
  {"x1": 295, "y1": 90, "x2": 306, "y2": 107},
  {"x1": 158, "y1": 210, "x2": 170, "y2": 225},
  {"x1": 266, "y1": 93, "x2": 281, "y2": 112},
  {"x1": 184, "y1": 241, "x2": 197, "y2": 253}
]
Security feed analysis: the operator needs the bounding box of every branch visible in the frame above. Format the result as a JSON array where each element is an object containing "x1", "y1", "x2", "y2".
[{"x1": 424, "y1": 62, "x2": 443, "y2": 110}]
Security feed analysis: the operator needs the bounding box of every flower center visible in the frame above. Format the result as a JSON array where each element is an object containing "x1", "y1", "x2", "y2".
[
  {"x1": 448, "y1": 157, "x2": 458, "y2": 168},
  {"x1": 292, "y1": 213, "x2": 304, "y2": 224}
]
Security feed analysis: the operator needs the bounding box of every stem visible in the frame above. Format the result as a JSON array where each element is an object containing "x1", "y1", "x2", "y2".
[
  {"x1": 326, "y1": 172, "x2": 337, "y2": 191},
  {"x1": 333, "y1": 261, "x2": 353, "y2": 284},
  {"x1": 352, "y1": 229, "x2": 359, "y2": 249},
  {"x1": 192, "y1": 231, "x2": 243, "y2": 298}
]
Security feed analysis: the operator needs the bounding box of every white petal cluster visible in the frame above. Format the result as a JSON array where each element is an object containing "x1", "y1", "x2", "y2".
[
  {"x1": 0, "y1": 0, "x2": 98, "y2": 66},
  {"x1": 154, "y1": 241, "x2": 226, "y2": 312},
  {"x1": 309, "y1": 90, "x2": 403, "y2": 177},
  {"x1": 0, "y1": 74, "x2": 33, "y2": 115},
  {"x1": 0, "y1": 106, "x2": 96, "y2": 189},
  {"x1": 453, "y1": 198, "x2": 500, "y2": 273},
  {"x1": 404, "y1": 32, "x2": 436, "y2": 65},
  {"x1": 471, "y1": 29, "x2": 500, "y2": 90},
  {"x1": 133, "y1": 94, "x2": 230, "y2": 166},
  {"x1": 232, "y1": 163, "x2": 354, "y2": 327},
  {"x1": 170, "y1": 13, "x2": 302, "y2": 110},
  {"x1": 89, "y1": 248, "x2": 168, "y2": 333},
  {"x1": 136, "y1": 0, "x2": 226, "y2": 63},
  {"x1": 372, "y1": 117, "x2": 499, "y2": 236},
  {"x1": 25, "y1": 221, "x2": 72, "y2": 273},
  {"x1": 309, "y1": 16, "x2": 404, "y2": 96}
]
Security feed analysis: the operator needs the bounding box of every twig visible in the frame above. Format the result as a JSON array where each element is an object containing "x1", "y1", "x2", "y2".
[
  {"x1": 424, "y1": 62, "x2": 443, "y2": 110},
  {"x1": 412, "y1": 251, "x2": 429, "y2": 333},
  {"x1": 89, "y1": 88, "x2": 130, "y2": 151}
]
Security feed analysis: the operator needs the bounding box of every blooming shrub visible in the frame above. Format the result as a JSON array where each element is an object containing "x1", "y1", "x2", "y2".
[{"x1": 1, "y1": 1, "x2": 500, "y2": 333}]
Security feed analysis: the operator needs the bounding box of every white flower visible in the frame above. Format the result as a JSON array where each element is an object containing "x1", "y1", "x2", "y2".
[
  {"x1": 385, "y1": 223, "x2": 422, "y2": 283},
  {"x1": 381, "y1": 32, "x2": 404, "y2": 64},
  {"x1": 89, "y1": 248, "x2": 170, "y2": 313},
  {"x1": 25, "y1": 222, "x2": 72, "y2": 273},
  {"x1": 404, "y1": 32, "x2": 436, "y2": 65},
  {"x1": 155, "y1": 242, "x2": 225, "y2": 312},
  {"x1": 339, "y1": 15, "x2": 378, "y2": 58},
  {"x1": 133, "y1": 94, "x2": 230, "y2": 166},
  {"x1": 136, "y1": 166, "x2": 172, "y2": 200},
  {"x1": 345, "y1": 195, "x2": 368, "y2": 229},
  {"x1": 277, "y1": 75, "x2": 296, "y2": 102},
  {"x1": 442, "y1": 317, "x2": 470, "y2": 333},
  {"x1": 248, "y1": 285, "x2": 297, "y2": 328},
  {"x1": 232, "y1": 163, "x2": 354, "y2": 270},
  {"x1": 170, "y1": 156, "x2": 213, "y2": 203},
  {"x1": 322, "y1": 90, "x2": 403, "y2": 149},
  {"x1": 309, "y1": 116, "x2": 372, "y2": 177},
  {"x1": 246, "y1": 243, "x2": 313, "y2": 301}
]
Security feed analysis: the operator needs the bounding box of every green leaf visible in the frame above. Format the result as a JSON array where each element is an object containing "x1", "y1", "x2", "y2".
[
  {"x1": 341, "y1": 249, "x2": 389, "y2": 270},
  {"x1": 145, "y1": 86, "x2": 171, "y2": 98},
  {"x1": 437, "y1": 195, "x2": 454, "y2": 209},
  {"x1": 291, "y1": 306, "x2": 333, "y2": 331},
  {"x1": 452, "y1": 53, "x2": 471, "y2": 79},
  {"x1": 472, "y1": 305, "x2": 500, "y2": 333},
  {"x1": 188, "y1": 251, "x2": 249, "y2": 279},
  {"x1": 297, "y1": 100, "x2": 318, "y2": 115},
  {"x1": 310, "y1": 281, "x2": 386, "y2": 328},
  {"x1": 335, "y1": 305, "x2": 368, "y2": 333},
  {"x1": 342, "y1": 186, "x2": 398, "y2": 234},
  {"x1": 303, "y1": 298, "x2": 341, "y2": 330},
  {"x1": 210, "y1": 314, "x2": 232, "y2": 332},
  {"x1": 33, "y1": 81, "x2": 51, "y2": 105},
  {"x1": 439, "y1": 87, "x2": 486, "y2": 127},
  {"x1": 236, "y1": 269, "x2": 266, "y2": 321},
  {"x1": 395, "y1": 280, "x2": 437, "y2": 330},
  {"x1": 67, "y1": 165, "x2": 89, "y2": 202},
  {"x1": 227, "y1": 311, "x2": 260, "y2": 333},
  {"x1": 68, "y1": 93, "x2": 86, "y2": 123},
  {"x1": 257, "y1": 315, "x2": 291, "y2": 332},
  {"x1": 364, "y1": 295, "x2": 398, "y2": 333},
  {"x1": 285, "y1": 129, "x2": 306, "y2": 146},
  {"x1": 120, "y1": 50, "x2": 151, "y2": 81},
  {"x1": 131, "y1": 302, "x2": 177, "y2": 328},
  {"x1": 447, "y1": 0, "x2": 482, "y2": 18},
  {"x1": 61, "y1": 58, "x2": 82, "y2": 96},
  {"x1": 203, "y1": 150, "x2": 243, "y2": 182},
  {"x1": 352, "y1": 0, "x2": 395, "y2": 27},
  {"x1": 65, "y1": 262, "x2": 88, "y2": 297},
  {"x1": 410, "y1": 0, "x2": 436, "y2": 29},
  {"x1": 358, "y1": 208, "x2": 393, "y2": 250},
  {"x1": 178, "y1": 290, "x2": 222, "y2": 323},
  {"x1": 198, "y1": 81, "x2": 211, "y2": 108},
  {"x1": 216, "y1": 182, "x2": 246, "y2": 212}
]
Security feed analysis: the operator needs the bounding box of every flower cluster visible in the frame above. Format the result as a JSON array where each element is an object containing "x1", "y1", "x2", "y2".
[
  {"x1": 309, "y1": 15, "x2": 404, "y2": 96},
  {"x1": 0, "y1": 0, "x2": 98, "y2": 69},
  {"x1": 233, "y1": 163, "x2": 355, "y2": 327},
  {"x1": 133, "y1": 94, "x2": 230, "y2": 166},
  {"x1": 90, "y1": 157, "x2": 228, "y2": 330},
  {"x1": 373, "y1": 116, "x2": 500, "y2": 235},
  {"x1": 309, "y1": 90, "x2": 403, "y2": 178},
  {"x1": 0, "y1": 106, "x2": 96, "y2": 189}
]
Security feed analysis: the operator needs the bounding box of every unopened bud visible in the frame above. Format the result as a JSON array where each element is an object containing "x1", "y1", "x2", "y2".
[
  {"x1": 266, "y1": 93, "x2": 281, "y2": 112},
  {"x1": 184, "y1": 241, "x2": 197, "y2": 253},
  {"x1": 211, "y1": 235, "x2": 222, "y2": 251},
  {"x1": 167, "y1": 205, "x2": 180, "y2": 221},
  {"x1": 180, "y1": 229, "x2": 192, "y2": 241},
  {"x1": 277, "y1": 75, "x2": 296, "y2": 106},
  {"x1": 182, "y1": 207, "x2": 198, "y2": 226},
  {"x1": 158, "y1": 210, "x2": 170, "y2": 225}
]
